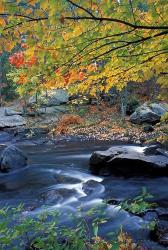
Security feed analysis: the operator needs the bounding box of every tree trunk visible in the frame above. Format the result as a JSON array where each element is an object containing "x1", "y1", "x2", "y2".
[{"x1": 120, "y1": 86, "x2": 128, "y2": 120}]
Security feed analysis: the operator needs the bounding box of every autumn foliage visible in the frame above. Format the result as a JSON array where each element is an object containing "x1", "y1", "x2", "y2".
[
  {"x1": 1, "y1": 0, "x2": 168, "y2": 99},
  {"x1": 9, "y1": 52, "x2": 25, "y2": 68},
  {"x1": 9, "y1": 51, "x2": 36, "y2": 69},
  {"x1": 54, "y1": 114, "x2": 83, "y2": 134}
]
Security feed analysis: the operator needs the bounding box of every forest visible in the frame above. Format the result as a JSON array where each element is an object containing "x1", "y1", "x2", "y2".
[{"x1": 0, "y1": 1, "x2": 168, "y2": 249}]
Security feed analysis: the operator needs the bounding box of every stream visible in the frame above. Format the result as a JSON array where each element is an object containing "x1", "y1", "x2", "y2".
[{"x1": 0, "y1": 140, "x2": 168, "y2": 249}]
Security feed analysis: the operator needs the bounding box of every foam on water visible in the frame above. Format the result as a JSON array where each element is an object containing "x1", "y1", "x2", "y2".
[{"x1": 61, "y1": 170, "x2": 103, "y2": 182}]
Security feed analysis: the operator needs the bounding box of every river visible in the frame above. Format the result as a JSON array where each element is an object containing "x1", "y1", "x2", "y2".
[{"x1": 0, "y1": 140, "x2": 168, "y2": 249}]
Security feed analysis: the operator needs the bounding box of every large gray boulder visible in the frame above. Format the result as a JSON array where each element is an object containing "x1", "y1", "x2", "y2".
[
  {"x1": 0, "y1": 145, "x2": 28, "y2": 172},
  {"x1": 150, "y1": 103, "x2": 168, "y2": 116},
  {"x1": 0, "y1": 107, "x2": 26, "y2": 128},
  {"x1": 29, "y1": 89, "x2": 69, "y2": 107},
  {"x1": 5, "y1": 107, "x2": 22, "y2": 116},
  {"x1": 89, "y1": 145, "x2": 168, "y2": 177},
  {"x1": 0, "y1": 115, "x2": 26, "y2": 128},
  {"x1": 130, "y1": 103, "x2": 168, "y2": 124}
]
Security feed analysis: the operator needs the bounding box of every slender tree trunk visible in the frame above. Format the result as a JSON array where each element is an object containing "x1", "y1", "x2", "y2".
[
  {"x1": 0, "y1": 56, "x2": 2, "y2": 107},
  {"x1": 120, "y1": 86, "x2": 128, "y2": 120}
]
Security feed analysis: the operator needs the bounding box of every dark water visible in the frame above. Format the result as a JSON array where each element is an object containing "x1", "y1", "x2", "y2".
[{"x1": 0, "y1": 141, "x2": 168, "y2": 249}]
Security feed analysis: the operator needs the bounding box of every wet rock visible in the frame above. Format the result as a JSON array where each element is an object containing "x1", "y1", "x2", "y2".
[
  {"x1": 0, "y1": 145, "x2": 27, "y2": 172},
  {"x1": 143, "y1": 144, "x2": 161, "y2": 155},
  {"x1": 41, "y1": 188, "x2": 77, "y2": 205},
  {"x1": 89, "y1": 145, "x2": 168, "y2": 176},
  {"x1": 130, "y1": 103, "x2": 168, "y2": 125},
  {"x1": 82, "y1": 180, "x2": 103, "y2": 195},
  {"x1": 54, "y1": 174, "x2": 81, "y2": 184},
  {"x1": 151, "y1": 221, "x2": 168, "y2": 246},
  {"x1": 0, "y1": 166, "x2": 57, "y2": 190}
]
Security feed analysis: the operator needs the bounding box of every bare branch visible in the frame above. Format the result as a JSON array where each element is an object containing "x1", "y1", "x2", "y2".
[
  {"x1": 65, "y1": 16, "x2": 168, "y2": 30},
  {"x1": 90, "y1": 30, "x2": 168, "y2": 61},
  {"x1": 1, "y1": 12, "x2": 168, "y2": 31}
]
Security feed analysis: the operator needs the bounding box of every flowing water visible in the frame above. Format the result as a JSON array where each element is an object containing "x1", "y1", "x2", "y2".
[{"x1": 0, "y1": 140, "x2": 168, "y2": 249}]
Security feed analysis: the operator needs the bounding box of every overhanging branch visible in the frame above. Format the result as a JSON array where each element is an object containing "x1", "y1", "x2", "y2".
[{"x1": 65, "y1": 16, "x2": 168, "y2": 30}]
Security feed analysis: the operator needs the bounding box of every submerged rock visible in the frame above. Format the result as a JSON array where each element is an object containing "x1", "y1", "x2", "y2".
[
  {"x1": 41, "y1": 188, "x2": 77, "y2": 205},
  {"x1": 82, "y1": 180, "x2": 104, "y2": 195},
  {"x1": 89, "y1": 145, "x2": 168, "y2": 177},
  {"x1": 0, "y1": 145, "x2": 27, "y2": 172}
]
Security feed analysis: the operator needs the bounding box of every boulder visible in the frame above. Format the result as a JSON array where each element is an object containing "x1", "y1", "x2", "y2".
[
  {"x1": 149, "y1": 103, "x2": 168, "y2": 116},
  {"x1": 38, "y1": 105, "x2": 67, "y2": 115},
  {"x1": 0, "y1": 108, "x2": 26, "y2": 128},
  {"x1": 29, "y1": 89, "x2": 69, "y2": 107},
  {"x1": 130, "y1": 103, "x2": 168, "y2": 125},
  {"x1": 0, "y1": 115, "x2": 26, "y2": 128},
  {"x1": 5, "y1": 107, "x2": 22, "y2": 116},
  {"x1": 89, "y1": 145, "x2": 168, "y2": 177},
  {"x1": 0, "y1": 145, "x2": 27, "y2": 172}
]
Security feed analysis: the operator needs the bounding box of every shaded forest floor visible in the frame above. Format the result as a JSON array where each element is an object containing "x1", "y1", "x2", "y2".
[{"x1": 48, "y1": 102, "x2": 168, "y2": 147}]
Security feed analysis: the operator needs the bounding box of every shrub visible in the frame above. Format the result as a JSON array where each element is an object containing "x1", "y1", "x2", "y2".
[
  {"x1": 55, "y1": 114, "x2": 84, "y2": 134},
  {"x1": 119, "y1": 188, "x2": 156, "y2": 215},
  {"x1": 0, "y1": 204, "x2": 138, "y2": 250}
]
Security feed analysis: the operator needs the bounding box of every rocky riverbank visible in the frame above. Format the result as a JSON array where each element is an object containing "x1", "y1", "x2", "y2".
[{"x1": 0, "y1": 100, "x2": 167, "y2": 149}]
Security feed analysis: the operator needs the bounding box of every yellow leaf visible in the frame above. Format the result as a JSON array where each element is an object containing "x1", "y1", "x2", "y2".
[
  {"x1": 40, "y1": 0, "x2": 49, "y2": 10},
  {"x1": 0, "y1": 19, "x2": 5, "y2": 25},
  {"x1": 0, "y1": 3, "x2": 4, "y2": 12},
  {"x1": 24, "y1": 48, "x2": 35, "y2": 58}
]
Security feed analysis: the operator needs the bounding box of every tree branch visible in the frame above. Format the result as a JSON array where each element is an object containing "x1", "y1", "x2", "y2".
[
  {"x1": 65, "y1": 16, "x2": 168, "y2": 30},
  {"x1": 90, "y1": 30, "x2": 168, "y2": 61},
  {"x1": 1, "y1": 12, "x2": 168, "y2": 31},
  {"x1": 117, "y1": 48, "x2": 168, "y2": 58}
]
